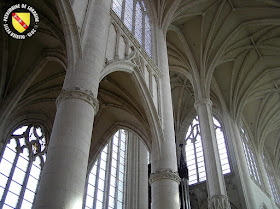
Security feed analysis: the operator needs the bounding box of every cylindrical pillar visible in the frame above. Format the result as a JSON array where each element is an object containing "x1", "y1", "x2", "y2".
[
  {"x1": 194, "y1": 98, "x2": 231, "y2": 209},
  {"x1": 149, "y1": 27, "x2": 180, "y2": 209},
  {"x1": 230, "y1": 119, "x2": 258, "y2": 208},
  {"x1": 34, "y1": 0, "x2": 112, "y2": 208}
]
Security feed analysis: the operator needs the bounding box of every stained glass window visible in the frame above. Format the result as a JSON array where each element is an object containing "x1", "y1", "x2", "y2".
[
  {"x1": 84, "y1": 130, "x2": 127, "y2": 209},
  {"x1": 145, "y1": 14, "x2": 152, "y2": 57},
  {"x1": 112, "y1": 0, "x2": 152, "y2": 56},
  {"x1": 135, "y1": 2, "x2": 143, "y2": 45},
  {"x1": 0, "y1": 125, "x2": 47, "y2": 209}
]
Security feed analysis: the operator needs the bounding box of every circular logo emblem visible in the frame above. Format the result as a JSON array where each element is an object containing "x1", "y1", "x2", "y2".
[{"x1": 3, "y1": 4, "x2": 39, "y2": 39}]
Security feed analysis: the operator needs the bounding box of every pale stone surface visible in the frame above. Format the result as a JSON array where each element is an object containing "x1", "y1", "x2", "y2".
[
  {"x1": 34, "y1": 98, "x2": 95, "y2": 209},
  {"x1": 34, "y1": 0, "x2": 112, "y2": 208},
  {"x1": 149, "y1": 26, "x2": 180, "y2": 209},
  {"x1": 126, "y1": 132, "x2": 149, "y2": 209},
  {"x1": 194, "y1": 98, "x2": 231, "y2": 208}
]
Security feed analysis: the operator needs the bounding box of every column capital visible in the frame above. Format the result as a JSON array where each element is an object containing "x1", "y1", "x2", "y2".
[
  {"x1": 149, "y1": 169, "x2": 181, "y2": 185},
  {"x1": 56, "y1": 87, "x2": 99, "y2": 113},
  {"x1": 194, "y1": 98, "x2": 213, "y2": 110},
  {"x1": 208, "y1": 195, "x2": 231, "y2": 209}
]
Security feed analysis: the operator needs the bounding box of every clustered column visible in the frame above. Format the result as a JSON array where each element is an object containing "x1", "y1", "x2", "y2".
[
  {"x1": 149, "y1": 27, "x2": 180, "y2": 209},
  {"x1": 34, "y1": 0, "x2": 112, "y2": 208},
  {"x1": 126, "y1": 132, "x2": 149, "y2": 209},
  {"x1": 194, "y1": 98, "x2": 231, "y2": 209}
]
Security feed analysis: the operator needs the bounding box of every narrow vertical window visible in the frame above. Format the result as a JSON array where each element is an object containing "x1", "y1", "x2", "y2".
[
  {"x1": 0, "y1": 125, "x2": 47, "y2": 209},
  {"x1": 134, "y1": 2, "x2": 142, "y2": 45},
  {"x1": 145, "y1": 14, "x2": 152, "y2": 57},
  {"x1": 262, "y1": 151, "x2": 280, "y2": 207},
  {"x1": 213, "y1": 118, "x2": 231, "y2": 174},
  {"x1": 112, "y1": 0, "x2": 124, "y2": 18},
  {"x1": 240, "y1": 127, "x2": 263, "y2": 187},
  {"x1": 185, "y1": 117, "x2": 206, "y2": 185},
  {"x1": 84, "y1": 130, "x2": 127, "y2": 209},
  {"x1": 123, "y1": 0, "x2": 133, "y2": 31}
]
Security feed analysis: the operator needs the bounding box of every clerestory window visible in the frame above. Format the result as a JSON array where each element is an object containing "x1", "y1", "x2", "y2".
[
  {"x1": 84, "y1": 129, "x2": 127, "y2": 209},
  {"x1": 262, "y1": 151, "x2": 280, "y2": 207},
  {"x1": 112, "y1": 0, "x2": 152, "y2": 57},
  {"x1": 240, "y1": 127, "x2": 264, "y2": 187},
  {"x1": 0, "y1": 125, "x2": 47, "y2": 209},
  {"x1": 185, "y1": 116, "x2": 231, "y2": 185}
]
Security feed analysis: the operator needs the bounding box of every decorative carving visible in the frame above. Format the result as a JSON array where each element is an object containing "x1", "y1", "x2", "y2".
[
  {"x1": 110, "y1": 10, "x2": 162, "y2": 78},
  {"x1": 194, "y1": 98, "x2": 213, "y2": 110},
  {"x1": 208, "y1": 195, "x2": 231, "y2": 209},
  {"x1": 149, "y1": 169, "x2": 181, "y2": 184},
  {"x1": 56, "y1": 87, "x2": 99, "y2": 113}
]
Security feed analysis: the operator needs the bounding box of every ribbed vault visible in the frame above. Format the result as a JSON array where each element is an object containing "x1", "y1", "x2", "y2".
[{"x1": 167, "y1": 0, "x2": 280, "y2": 174}]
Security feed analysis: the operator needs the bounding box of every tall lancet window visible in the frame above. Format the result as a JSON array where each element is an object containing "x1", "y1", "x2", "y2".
[
  {"x1": 111, "y1": 0, "x2": 152, "y2": 56},
  {"x1": 185, "y1": 116, "x2": 231, "y2": 185},
  {"x1": 213, "y1": 118, "x2": 231, "y2": 174},
  {"x1": 0, "y1": 125, "x2": 47, "y2": 209},
  {"x1": 262, "y1": 151, "x2": 280, "y2": 207},
  {"x1": 240, "y1": 127, "x2": 264, "y2": 187},
  {"x1": 84, "y1": 130, "x2": 127, "y2": 209}
]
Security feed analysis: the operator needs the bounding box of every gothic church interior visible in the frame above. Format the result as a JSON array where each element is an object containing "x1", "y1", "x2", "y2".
[{"x1": 0, "y1": 0, "x2": 280, "y2": 209}]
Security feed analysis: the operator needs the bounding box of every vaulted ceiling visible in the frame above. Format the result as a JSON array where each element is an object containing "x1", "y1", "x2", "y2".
[
  {"x1": 1, "y1": 0, "x2": 280, "y2": 174},
  {"x1": 168, "y1": 0, "x2": 280, "y2": 173}
]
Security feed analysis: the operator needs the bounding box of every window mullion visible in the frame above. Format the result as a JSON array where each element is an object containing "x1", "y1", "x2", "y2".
[
  {"x1": 113, "y1": 130, "x2": 123, "y2": 208},
  {"x1": 93, "y1": 156, "x2": 101, "y2": 209},
  {"x1": 193, "y1": 141, "x2": 199, "y2": 183},
  {"x1": 142, "y1": 11, "x2": 146, "y2": 49},
  {"x1": 33, "y1": 158, "x2": 44, "y2": 207},
  {"x1": 16, "y1": 157, "x2": 33, "y2": 209},
  {"x1": 103, "y1": 140, "x2": 113, "y2": 209},
  {"x1": 0, "y1": 151, "x2": 20, "y2": 208},
  {"x1": 121, "y1": 132, "x2": 128, "y2": 209},
  {"x1": 121, "y1": 0, "x2": 126, "y2": 21},
  {"x1": 132, "y1": 0, "x2": 136, "y2": 35}
]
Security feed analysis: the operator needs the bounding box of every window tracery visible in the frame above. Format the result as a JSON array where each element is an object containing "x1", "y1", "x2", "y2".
[
  {"x1": 262, "y1": 151, "x2": 280, "y2": 207},
  {"x1": 185, "y1": 116, "x2": 231, "y2": 185},
  {"x1": 84, "y1": 130, "x2": 127, "y2": 209},
  {"x1": 0, "y1": 125, "x2": 47, "y2": 209},
  {"x1": 112, "y1": 0, "x2": 152, "y2": 57},
  {"x1": 240, "y1": 127, "x2": 264, "y2": 187}
]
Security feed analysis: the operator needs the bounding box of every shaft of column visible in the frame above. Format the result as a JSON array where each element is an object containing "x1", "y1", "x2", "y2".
[
  {"x1": 34, "y1": 1, "x2": 111, "y2": 208},
  {"x1": 149, "y1": 27, "x2": 180, "y2": 209},
  {"x1": 257, "y1": 152, "x2": 278, "y2": 209},
  {"x1": 230, "y1": 119, "x2": 258, "y2": 208},
  {"x1": 194, "y1": 98, "x2": 231, "y2": 209},
  {"x1": 126, "y1": 132, "x2": 148, "y2": 209}
]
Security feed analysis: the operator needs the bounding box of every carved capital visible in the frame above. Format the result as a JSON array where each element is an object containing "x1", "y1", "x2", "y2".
[
  {"x1": 194, "y1": 98, "x2": 213, "y2": 110},
  {"x1": 208, "y1": 195, "x2": 231, "y2": 209},
  {"x1": 149, "y1": 169, "x2": 181, "y2": 185},
  {"x1": 56, "y1": 87, "x2": 99, "y2": 113}
]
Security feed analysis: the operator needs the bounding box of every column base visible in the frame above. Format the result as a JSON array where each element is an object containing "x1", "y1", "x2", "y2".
[{"x1": 208, "y1": 195, "x2": 231, "y2": 209}]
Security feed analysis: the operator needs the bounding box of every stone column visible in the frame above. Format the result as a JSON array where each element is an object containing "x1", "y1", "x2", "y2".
[
  {"x1": 230, "y1": 119, "x2": 258, "y2": 208},
  {"x1": 194, "y1": 98, "x2": 231, "y2": 209},
  {"x1": 149, "y1": 27, "x2": 180, "y2": 209},
  {"x1": 257, "y1": 153, "x2": 278, "y2": 209},
  {"x1": 34, "y1": 1, "x2": 112, "y2": 208},
  {"x1": 126, "y1": 132, "x2": 148, "y2": 209}
]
